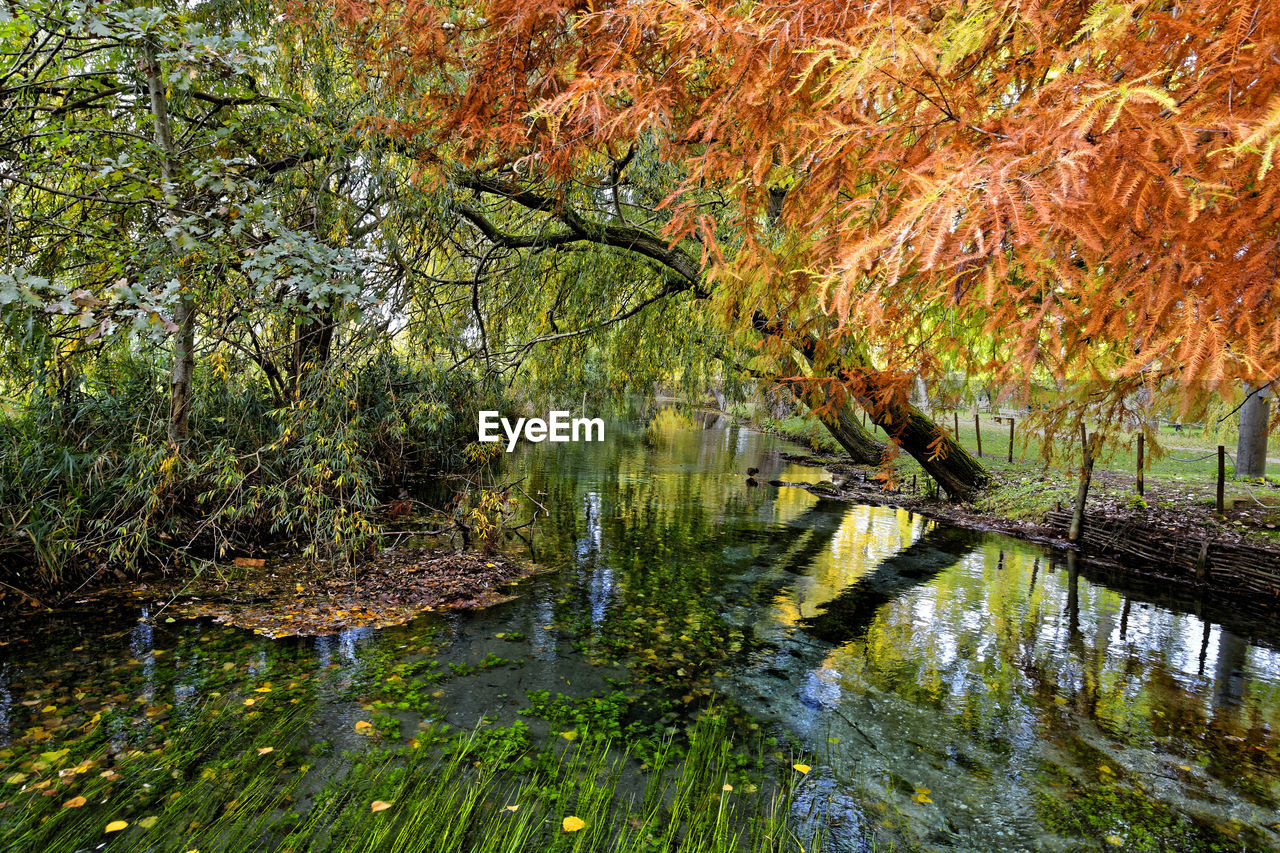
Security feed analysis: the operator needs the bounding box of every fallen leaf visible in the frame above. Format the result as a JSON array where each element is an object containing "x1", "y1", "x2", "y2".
[
  {"x1": 138, "y1": 816, "x2": 158, "y2": 829},
  {"x1": 370, "y1": 800, "x2": 392, "y2": 813},
  {"x1": 105, "y1": 820, "x2": 129, "y2": 833},
  {"x1": 5, "y1": 774, "x2": 28, "y2": 785},
  {"x1": 792, "y1": 764, "x2": 811, "y2": 775},
  {"x1": 505, "y1": 804, "x2": 519, "y2": 812},
  {"x1": 257, "y1": 747, "x2": 274, "y2": 755},
  {"x1": 722, "y1": 784, "x2": 733, "y2": 792},
  {"x1": 354, "y1": 720, "x2": 373, "y2": 733},
  {"x1": 62, "y1": 796, "x2": 87, "y2": 809},
  {"x1": 561, "y1": 731, "x2": 578, "y2": 741},
  {"x1": 1105, "y1": 835, "x2": 1125, "y2": 846},
  {"x1": 562, "y1": 816, "x2": 586, "y2": 832}
]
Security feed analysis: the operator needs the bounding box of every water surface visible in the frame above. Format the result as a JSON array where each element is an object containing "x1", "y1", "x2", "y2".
[{"x1": 2, "y1": 415, "x2": 1278, "y2": 851}]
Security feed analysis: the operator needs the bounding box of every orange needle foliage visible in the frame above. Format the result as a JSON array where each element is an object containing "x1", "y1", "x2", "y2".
[{"x1": 334, "y1": 0, "x2": 1280, "y2": 401}]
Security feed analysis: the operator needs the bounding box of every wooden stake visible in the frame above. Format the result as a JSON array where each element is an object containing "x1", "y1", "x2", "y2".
[
  {"x1": 1007, "y1": 417, "x2": 1015, "y2": 464},
  {"x1": 1217, "y1": 445, "x2": 1226, "y2": 515},
  {"x1": 953, "y1": 410, "x2": 960, "y2": 439},
  {"x1": 974, "y1": 412, "x2": 983, "y2": 458},
  {"x1": 1136, "y1": 433, "x2": 1145, "y2": 497},
  {"x1": 1069, "y1": 432, "x2": 1098, "y2": 543}
]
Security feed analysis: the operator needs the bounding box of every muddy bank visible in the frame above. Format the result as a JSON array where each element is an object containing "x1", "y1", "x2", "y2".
[{"x1": 1, "y1": 547, "x2": 537, "y2": 637}]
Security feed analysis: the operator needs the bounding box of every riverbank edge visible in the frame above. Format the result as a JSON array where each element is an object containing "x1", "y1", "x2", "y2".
[{"x1": 744, "y1": 415, "x2": 1280, "y2": 614}]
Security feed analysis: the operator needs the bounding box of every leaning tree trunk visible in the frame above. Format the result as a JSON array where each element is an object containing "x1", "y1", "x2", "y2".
[
  {"x1": 1236, "y1": 382, "x2": 1271, "y2": 478},
  {"x1": 145, "y1": 42, "x2": 194, "y2": 444},
  {"x1": 781, "y1": 353, "x2": 885, "y2": 465},
  {"x1": 751, "y1": 312, "x2": 990, "y2": 499},
  {"x1": 862, "y1": 389, "x2": 990, "y2": 500}
]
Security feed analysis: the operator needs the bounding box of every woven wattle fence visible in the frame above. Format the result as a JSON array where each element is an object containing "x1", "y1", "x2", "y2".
[{"x1": 1046, "y1": 508, "x2": 1280, "y2": 601}]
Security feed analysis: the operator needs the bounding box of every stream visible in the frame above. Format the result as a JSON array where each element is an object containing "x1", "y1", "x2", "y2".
[{"x1": 2, "y1": 414, "x2": 1278, "y2": 851}]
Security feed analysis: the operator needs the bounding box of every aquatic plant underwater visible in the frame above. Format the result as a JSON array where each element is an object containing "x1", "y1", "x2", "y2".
[{"x1": 0, "y1": 663, "x2": 827, "y2": 853}]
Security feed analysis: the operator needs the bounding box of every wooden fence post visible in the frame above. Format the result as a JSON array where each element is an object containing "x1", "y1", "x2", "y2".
[
  {"x1": 1007, "y1": 417, "x2": 1015, "y2": 463},
  {"x1": 974, "y1": 412, "x2": 983, "y2": 458},
  {"x1": 954, "y1": 410, "x2": 960, "y2": 440},
  {"x1": 1069, "y1": 432, "x2": 1099, "y2": 543},
  {"x1": 1217, "y1": 445, "x2": 1226, "y2": 515},
  {"x1": 1136, "y1": 434, "x2": 1144, "y2": 497}
]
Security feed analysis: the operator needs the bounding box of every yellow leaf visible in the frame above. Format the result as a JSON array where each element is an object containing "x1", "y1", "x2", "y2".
[
  {"x1": 257, "y1": 747, "x2": 274, "y2": 755},
  {"x1": 138, "y1": 816, "x2": 158, "y2": 829},
  {"x1": 505, "y1": 804, "x2": 519, "y2": 812},
  {"x1": 354, "y1": 720, "x2": 373, "y2": 732},
  {"x1": 914, "y1": 787, "x2": 931, "y2": 795},
  {"x1": 62, "y1": 796, "x2": 87, "y2": 809},
  {"x1": 254, "y1": 686, "x2": 272, "y2": 693},
  {"x1": 1053, "y1": 696, "x2": 1068, "y2": 705},
  {"x1": 105, "y1": 820, "x2": 129, "y2": 833},
  {"x1": 370, "y1": 800, "x2": 392, "y2": 813},
  {"x1": 1179, "y1": 765, "x2": 1192, "y2": 772},
  {"x1": 1105, "y1": 835, "x2": 1125, "y2": 846},
  {"x1": 792, "y1": 764, "x2": 811, "y2": 775},
  {"x1": 562, "y1": 816, "x2": 586, "y2": 832},
  {"x1": 242, "y1": 698, "x2": 255, "y2": 707},
  {"x1": 1099, "y1": 765, "x2": 1113, "y2": 775},
  {"x1": 722, "y1": 784, "x2": 733, "y2": 792},
  {"x1": 5, "y1": 773, "x2": 28, "y2": 785},
  {"x1": 561, "y1": 731, "x2": 578, "y2": 741}
]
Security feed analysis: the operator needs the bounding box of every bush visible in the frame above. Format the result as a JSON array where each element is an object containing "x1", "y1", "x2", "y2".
[{"x1": 0, "y1": 350, "x2": 496, "y2": 587}]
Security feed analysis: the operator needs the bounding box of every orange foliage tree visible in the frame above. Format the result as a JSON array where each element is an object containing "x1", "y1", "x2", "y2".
[{"x1": 333, "y1": 0, "x2": 1280, "y2": 491}]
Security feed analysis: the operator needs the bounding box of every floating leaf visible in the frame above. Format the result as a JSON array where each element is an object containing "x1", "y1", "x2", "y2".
[
  {"x1": 505, "y1": 804, "x2": 519, "y2": 812},
  {"x1": 242, "y1": 699, "x2": 255, "y2": 707},
  {"x1": 562, "y1": 816, "x2": 586, "y2": 832},
  {"x1": 1105, "y1": 835, "x2": 1125, "y2": 846},
  {"x1": 354, "y1": 720, "x2": 373, "y2": 732},
  {"x1": 105, "y1": 820, "x2": 129, "y2": 833},
  {"x1": 5, "y1": 773, "x2": 28, "y2": 785},
  {"x1": 257, "y1": 747, "x2": 274, "y2": 755},
  {"x1": 792, "y1": 764, "x2": 811, "y2": 775},
  {"x1": 62, "y1": 796, "x2": 87, "y2": 809},
  {"x1": 722, "y1": 784, "x2": 733, "y2": 792},
  {"x1": 370, "y1": 800, "x2": 392, "y2": 813},
  {"x1": 561, "y1": 730, "x2": 578, "y2": 741},
  {"x1": 138, "y1": 816, "x2": 158, "y2": 829}
]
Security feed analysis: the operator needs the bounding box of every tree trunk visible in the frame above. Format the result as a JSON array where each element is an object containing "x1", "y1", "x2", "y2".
[
  {"x1": 750, "y1": 311, "x2": 989, "y2": 499},
  {"x1": 145, "y1": 42, "x2": 194, "y2": 444},
  {"x1": 1236, "y1": 383, "x2": 1270, "y2": 478},
  {"x1": 788, "y1": 379, "x2": 885, "y2": 466},
  {"x1": 864, "y1": 391, "x2": 989, "y2": 500},
  {"x1": 290, "y1": 309, "x2": 335, "y2": 400}
]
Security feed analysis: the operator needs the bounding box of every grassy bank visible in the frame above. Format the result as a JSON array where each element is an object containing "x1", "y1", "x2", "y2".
[{"x1": 732, "y1": 404, "x2": 1280, "y2": 546}]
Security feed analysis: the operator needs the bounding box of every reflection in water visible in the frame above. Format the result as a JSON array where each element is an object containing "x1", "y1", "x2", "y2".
[{"x1": 1, "y1": 420, "x2": 1277, "y2": 852}]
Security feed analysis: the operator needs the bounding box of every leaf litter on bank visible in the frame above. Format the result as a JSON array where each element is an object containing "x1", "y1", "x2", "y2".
[{"x1": 163, "y1": 548, "x2": 534, "y2": 638}]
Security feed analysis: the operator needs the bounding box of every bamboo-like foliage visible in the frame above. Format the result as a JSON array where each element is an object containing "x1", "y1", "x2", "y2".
[{"x1": 336, "y1": 0, "x2": 1280, "y2": 409}]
